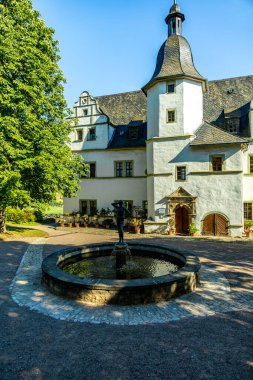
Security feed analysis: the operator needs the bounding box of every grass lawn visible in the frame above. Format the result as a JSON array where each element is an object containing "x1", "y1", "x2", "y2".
[
  {"x1": 0, "y1": 225, "x2": 49, "y2": 240},
  {"x1": 45, "y1": 205, "x2": 63, "y2": 215},
  {"x1": 6, "y1": 221, "x2": 41, "y2": 227}
]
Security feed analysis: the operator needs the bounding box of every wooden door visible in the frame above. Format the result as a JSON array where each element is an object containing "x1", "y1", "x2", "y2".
[
  {"x1": 215, "y1": 214, "x2": 228, "y2": 235},
  {"x1": 175, "y1": 207, "x2": 189, "y2": 234},
  {"x1": 202, "y1": 214, "x2": 228, "y2": 236}
]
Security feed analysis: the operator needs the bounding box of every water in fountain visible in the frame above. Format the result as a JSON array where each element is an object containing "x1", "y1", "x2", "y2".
[{"x1": 62, "y1": 243, "x2": 179, "y2": 280}]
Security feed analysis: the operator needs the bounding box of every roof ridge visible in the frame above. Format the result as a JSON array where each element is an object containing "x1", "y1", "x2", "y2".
[
  {"x1": 96, "y1": 90, "x2": 143, "y2": 98},
  {"x1": 177, "y1": 35, "x2": 184, "y2": 75},
  {"x1": 208, "y1": 75, "x2": 253, "y2": 84},
  {"x1": 93, "y1": 75, "x2": 253, "y2": 99}
]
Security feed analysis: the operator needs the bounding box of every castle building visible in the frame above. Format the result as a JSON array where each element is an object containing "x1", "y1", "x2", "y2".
[{"x1": 64, "y1": 1, "x2": 253, "y2": 237}]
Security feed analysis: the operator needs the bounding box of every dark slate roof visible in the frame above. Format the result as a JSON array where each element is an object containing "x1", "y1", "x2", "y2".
[
  {"x1": 204, "y1": 75, "x2": 253, "y2": 136},
  {"x1": 143, "y1": 35, "x2": 206, "y2": 93},
  {"x1": 190, "y1": 122, "x2": 250, "y2": 146},
  {"x1": 108, "y1": 121, "x2": 147, "y2": 149},
  {"x1": 91, "y1": 76, "x2": 252, "y2": 148},
  {"x1": 94, "y1": 75, "x2": 253, "y2": 134},
  {"x1": 96, "y1": 91, "x2": 146, "y2": 126}
]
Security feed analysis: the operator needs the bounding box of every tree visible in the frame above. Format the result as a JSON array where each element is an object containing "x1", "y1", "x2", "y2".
[{"x1": 0, "y1": 0, "x2": 87, "y2": 232}]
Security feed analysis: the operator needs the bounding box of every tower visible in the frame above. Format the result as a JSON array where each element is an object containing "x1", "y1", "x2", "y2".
[
  {"x1": 143, "y1": 1, "x2": 207, "y2": 222},
  {"x1": 143, "y1": 1, "x2": 207, "y2": 139},
  {"x1": 166, "y1": 0, "x2": 185, "y2": 36}
]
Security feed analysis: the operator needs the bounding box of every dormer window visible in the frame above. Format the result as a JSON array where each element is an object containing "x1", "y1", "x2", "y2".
[
  {"x1": 128, "y1": 126, "x2": 138, "y2": 140},
  {"x1": 225, "y1": 118, "x2": 239, "y2": 134},
  {"x1": 167, "y1": 83, "x2": 175, "y2": 94}
]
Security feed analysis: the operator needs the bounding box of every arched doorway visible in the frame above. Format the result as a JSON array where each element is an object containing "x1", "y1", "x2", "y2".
[
  {"x1": 175, "y1": 206, "x2": 189, "y2": 234},
  {"x1": 202, "y1": 213, "x2": 228, "y2": 236}
]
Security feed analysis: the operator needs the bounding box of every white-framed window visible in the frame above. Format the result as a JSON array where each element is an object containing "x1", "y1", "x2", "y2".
[
  {"x1": 176, "y1": 166, "x2": 187, "y2": 181},
  {"x1": 210, "y1": 155, "x2": 225, "y2": 172},
  {"x1": 249, "y1": 155, "x2": 253, "y2": 174},
  {"x1": 83, "y1": 109, "x2": 88, "y2": 116},
  {"x1": 76, "y1": 129, "x2": 83, "y2": 141},
  {"x1": 167, "y1": 109, "x2": 176, "y2": 123},
  {"x1": 87, "y1": 128, "x2": 96, "y2": 141},
  {"x1": 167, "y1": 82, "x2": 175, "y2": 94},
  {"x1": 244, "y1": 203, "x2": 253, "y2": 220},
  {"x1": 87, "y1": 162, "x2": 96, "y2": 178},
  {"x1": 115, "y1": 161, "x2": 133, "y2": 177},
  {"x1": 80, "y1": 200, "x2": 97, "y2": 216}
]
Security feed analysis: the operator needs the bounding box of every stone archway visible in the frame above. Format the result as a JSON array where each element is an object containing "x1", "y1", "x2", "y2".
[
  {"x1": 202, "y1": 213, "x2": 229, "y2": 236},
  {"x1": 167, "y1": 187, "x2": 197, "y2": 235}
]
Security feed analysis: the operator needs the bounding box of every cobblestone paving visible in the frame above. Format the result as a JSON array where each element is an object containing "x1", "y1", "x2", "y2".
[{"x1": 10, "y1": 238, "x2": 253, "y2": 326}]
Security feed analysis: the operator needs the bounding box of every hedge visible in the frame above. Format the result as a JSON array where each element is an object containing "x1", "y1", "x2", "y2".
[{"x1": 6, "y1": 207, "x2": 36, "y2": 224}]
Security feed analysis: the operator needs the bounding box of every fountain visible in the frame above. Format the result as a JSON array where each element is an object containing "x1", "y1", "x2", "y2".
[
  {"x1": 42, "y1": 201, "x2": 200, "y2": 305},
  {"x1": 42, "y1": 241, "x2": 200, "y2": 305}
]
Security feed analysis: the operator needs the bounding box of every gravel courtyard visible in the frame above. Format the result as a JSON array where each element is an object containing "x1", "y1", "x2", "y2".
[{"x1": 0, "y1": 226, "x2": 252, "y2": 380}]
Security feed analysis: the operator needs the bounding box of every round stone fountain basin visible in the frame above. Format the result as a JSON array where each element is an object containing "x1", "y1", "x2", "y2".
[{"x1": 42, "y1": 242, "x2": 201, "y2": 305}]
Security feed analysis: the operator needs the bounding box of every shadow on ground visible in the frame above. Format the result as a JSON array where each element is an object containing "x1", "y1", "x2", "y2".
[{"x1": 0, "y1": 235, "x2": 252, "y2": 380}]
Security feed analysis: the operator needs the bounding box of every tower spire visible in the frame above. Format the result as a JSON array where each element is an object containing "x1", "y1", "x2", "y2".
[{"x1": 165, "y1": 1, "x2": 185, "y2": 37}]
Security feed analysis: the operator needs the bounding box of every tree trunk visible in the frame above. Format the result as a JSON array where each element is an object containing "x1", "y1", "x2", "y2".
[{"x1": 0, "y1": 208, "x2": 7, "y2": 234}]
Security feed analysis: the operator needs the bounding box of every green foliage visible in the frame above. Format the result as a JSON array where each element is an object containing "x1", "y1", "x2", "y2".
[
  {"x1": 129, "y1": 217, "x2": 142, "y2": 227},
  {"x1": 188, "y1": 223, "x2": 198, "y2": 234},
  {"x1": 45, "y1": 205, "x2": 63, "y2": 216},
  {"x1": 244, "y1": 220, "x2": 253, "y2": 228},
  {"x1": 6, "y1": 206, "x2": 35, "y2": 224},
  {"x1": 0, "y1": 0, "x2": 88, "y2": 228},
  {"x1": 168, "y1": 218, "x2": 175, "y2": 228}
]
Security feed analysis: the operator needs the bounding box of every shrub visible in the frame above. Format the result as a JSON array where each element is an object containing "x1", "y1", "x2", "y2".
[
  {"x1": 6, "y1": 207, "x2": 36, "y2": 224},
  {"x1": 188, "y1": 223, "x2": 198, "y2": 234}
]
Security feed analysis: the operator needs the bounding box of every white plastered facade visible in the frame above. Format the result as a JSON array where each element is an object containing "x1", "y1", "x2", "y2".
[{"x1": 64, "y1": 82, "x2": 253, "y2": 237}]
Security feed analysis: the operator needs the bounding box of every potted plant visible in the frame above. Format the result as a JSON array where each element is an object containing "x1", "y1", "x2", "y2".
[
  {"x1": 67, "y1": 217, "x2": 73, "y2": 228},
  {"x1": 81, "y1": 214, "x2": 89, "y2": 227},
  {"x1": 130, "y1": 218, "x2": 142, "y2": 234},
  {"x1": 58, "y1": 217, "x2": 65, "y2": 228},
  {"x1": 74, "y1": 213, "x2": 80, "y2": 228},
  {"x1": 91, "y1": 215, "x2": 99, "y2": 228},
  {"x1": 168, "y1": 218, "x2": 175, "y2": 235},
  {"x1": 189, "y1": 223, "x2": 198, "y2": 236},
  {"x1": 244, "y1": 220, "x2": 253, "y2": 238},
  {"x1": 102, "y1": 218, "x2": 113, "y2": 229}
]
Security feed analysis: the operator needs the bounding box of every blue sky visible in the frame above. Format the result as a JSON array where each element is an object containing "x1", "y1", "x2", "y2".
[{"x1": 32, "y1": 0, "x2": 253, "y2": 107}]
